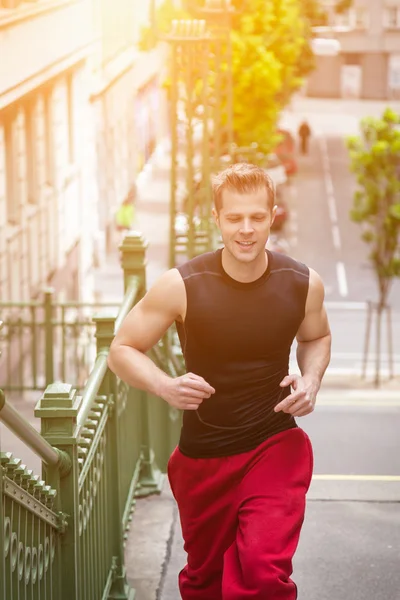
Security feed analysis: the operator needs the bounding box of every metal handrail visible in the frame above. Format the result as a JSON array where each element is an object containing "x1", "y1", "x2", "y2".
[
  {"x1": 76, "y1": 351, "x2": 109, "y2": 433},
  {"x1": 76, "y1": 275, "x2": 141, "y2": 434},
  {"x1": 0, "y1": 389, "x2": 65, "y2": 469},
  {"x1": 115, "y1": 275, "x2": 140, "y2": 332}
]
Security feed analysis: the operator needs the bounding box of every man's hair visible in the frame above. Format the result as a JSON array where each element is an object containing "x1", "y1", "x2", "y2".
[{"x1": 212, "y1": 163, "x2": 275, "y2": 213}]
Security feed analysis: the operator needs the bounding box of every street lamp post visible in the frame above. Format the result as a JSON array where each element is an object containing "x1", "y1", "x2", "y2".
[
  {"x1": 181, "y1": 0, "x2": 235, "y2": 256},
  {"x1": 163, "y1": 19, "x2": 211, "y2": 268},
  {"x1": 161, "y1": 0, "x2": 235, "y2": 268},
  {"x1": 193, "y1": 0, "x2": 234, "y2": 170}
]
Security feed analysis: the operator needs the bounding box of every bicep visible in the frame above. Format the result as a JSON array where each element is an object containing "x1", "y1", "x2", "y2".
[
  {"x1": 296, "y1": 269, "x2": 330, "y2": 342},
  {"x1": 296, "y1": 305, "x2": 330, "y2": 342},
  {"x1": 111, "y1": 269, "x2": 185, "y2": 353}
]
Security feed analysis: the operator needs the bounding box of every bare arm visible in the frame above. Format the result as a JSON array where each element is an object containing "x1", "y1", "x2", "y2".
[
  {"x1": 275, "y1": 268, "x2": 331, "y2": 416},
  {"x1": 107, "y1": 268, "x2": 215, "y2": 410},
  {"x1": 295, "y1": 268, "x2": 331, "y2": 385}
]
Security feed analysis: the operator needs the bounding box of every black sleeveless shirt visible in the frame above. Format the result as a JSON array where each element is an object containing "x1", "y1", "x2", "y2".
[{"x1": 175, "y1": 248, "x2": 310, "y2": 458}]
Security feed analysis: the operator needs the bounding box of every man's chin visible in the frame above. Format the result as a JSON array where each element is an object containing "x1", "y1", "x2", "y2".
[{"x1": 229, "y1": 244, "x2": 260, "y2": 261}]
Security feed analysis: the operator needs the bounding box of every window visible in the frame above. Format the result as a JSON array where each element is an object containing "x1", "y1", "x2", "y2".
[
  {"x1": 43, "y1": 89, "x2": 54, "y2": 185},
  {"x1": 4, "y1": 114, "x2": 19, "y2": 224},
  {"x1": 353, "y1": 7, "x2": 369, "y2": 29},
  {"x1": 66, "y1": 71, "x2": 74, "y2": 164},
  {"x1": 384, "y1": 7, "x2": 400, "y2": 29},
  {"x1": 25, "y1": 99, "x2": 38, "y2": 204},
  {"x1": 344, "y1": 53, "x2": 362, "y2": 66},
  {"x1": 335, "y1": 8, "x2": 369, "y2": 29}
]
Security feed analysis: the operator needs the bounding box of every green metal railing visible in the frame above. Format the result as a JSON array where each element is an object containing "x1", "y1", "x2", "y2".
[
  {"x1": 1, "y1": 231, "x2": 184, "y2": 599},
  {"x1": 0, "y1": 388, "x2": 70, "y2": 600},
  {"x1": 0, "y1": 293, "x2": 120, "y2": 392},
  {"x1": 1, "y1": 452, "x2": 63, "y2": 600}
]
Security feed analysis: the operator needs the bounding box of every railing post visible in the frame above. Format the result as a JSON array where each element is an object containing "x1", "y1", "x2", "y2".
[
  {"x1": 118, "y1": 232, "x2": 164, "y2": 496},
  {"x1": 0, "y1": 449, "x2": 4, "y2": 598},
  {"x1": 93, "y1": 314, "x2": 135, "y2": 600},
  {"x1": 35, "y1": 383, "x2": 82, "y2": 600},
  {"x1": 44, "y1": 288, "x2": 55, "y2": 385},
  {"x1": 119, "y1": 231, "x2": 148, "y2": 296}
]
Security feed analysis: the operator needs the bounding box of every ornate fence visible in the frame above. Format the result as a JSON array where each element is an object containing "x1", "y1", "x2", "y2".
[
  {"x1": 0, "y1": 293, "x2": 120, "y2": 393},
  {"x1": 1, "y1": 232, "x2": 184, "y2": 599},
  {"x1": 1, "y1": 451, "x2": 63, "y2": 599}
]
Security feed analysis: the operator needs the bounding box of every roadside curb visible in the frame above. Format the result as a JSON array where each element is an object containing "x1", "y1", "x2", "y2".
[{"x1": 320, "y1": 374, "x2": 400, "y2": 393}]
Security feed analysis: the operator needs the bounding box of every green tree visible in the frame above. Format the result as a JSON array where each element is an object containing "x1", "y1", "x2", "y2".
[
  {"x1": 140, "y1": 0, "x2": 317, "y2": 152},
  {"x1": 230, "y1": 0, "x2": 312, "y2": 150},
  {"x1": 346, "y1": 108, "x2": 400, "y2": 384},
  {"x1": 334, "y1": 0, "x2": 353, "y2": 14}
]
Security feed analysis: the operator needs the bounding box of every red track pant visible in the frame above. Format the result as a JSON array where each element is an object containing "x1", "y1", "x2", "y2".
[{"x1": 167, "y1": 428, "x2": 313, "y2": 600}]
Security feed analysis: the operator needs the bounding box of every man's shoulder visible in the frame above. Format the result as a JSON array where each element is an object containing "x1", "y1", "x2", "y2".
[
  {"x1": 269, "y1": 250, "x2": 309, "y2": 277},
  {"x1": 176, "y1": 250, "x2": 220, "y2": 279}
]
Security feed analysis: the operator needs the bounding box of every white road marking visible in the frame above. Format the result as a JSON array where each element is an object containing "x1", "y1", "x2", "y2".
[
  {"x1": 320, "y1": 135, "x2": 350, "y2": 298},
  {"x1": 325, "y1": 174, "x2": 334, "y2": 197},
  {"x1": 318, "y1": 136, "x2": 346, "y2": 307},
  {"x1": 332, "y1": 225, "x2": 341, "y2": 250},
  {"x1": 328, "y1": 351, "x2": 400, "y2": 360},
  {"x1": 289, "y1": 363, "x2": 399, "y2": 378},
  {"x1": 313, "y1": 475, "x2": 400, "y2": 482},
  {"x1": 336, "y1": 261, "x2": 348, "y2": 297},
  {"x1": 325, "y1": 301, "x2": 367, "y2": 310},
  {"x1": 317, "y1": 399, "x2": 400, "y2": 407},
  {"x1": 327, "y1": 194, "x2": 338, "y2": 223}
]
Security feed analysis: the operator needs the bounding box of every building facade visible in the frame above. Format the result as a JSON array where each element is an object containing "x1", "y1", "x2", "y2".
[
  {"x1": 0, "y1": 0, "x2": 168, "y2": 303},
  {"x1": 90, "y1": 0, "x2": 168, "y2": 260},
  {"x1": 307, "y1": 0, "x2": 400, "y2": 99}
]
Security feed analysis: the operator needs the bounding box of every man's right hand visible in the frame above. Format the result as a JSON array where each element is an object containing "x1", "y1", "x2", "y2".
[{"x1": 159, "y1": 372, "x2": 215, "y2": 410}]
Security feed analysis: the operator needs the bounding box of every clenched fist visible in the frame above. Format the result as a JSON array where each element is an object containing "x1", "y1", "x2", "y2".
[{"x1": 160, "y1": 372, "x2": 215, "y2": 410}]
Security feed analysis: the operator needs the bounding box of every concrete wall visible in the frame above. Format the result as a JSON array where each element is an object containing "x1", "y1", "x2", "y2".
[
  {"x1": 0, "y1": 1, "x2": 170, "y2": 301},
  {"x1": 0, "y1": 63, "x2": 96, "y2": 301},
  {"x1": 0, "y1": 2, "x2": 96, "y2": 301},
  {"x1": 0, "y1": 1, "x2": 93, "y2": 108},
  {"x1": 91, "y1": 43, "x2": 169, "y2": 257},
  {"x1": 307, "y1": 0, "x2": 400, "y2": 100},
  {"x1": 307, "y1": 55, "x2": 342, "y2": 98},
  {"x1": 362, "y1": 53, "x2": 388, "y2": 100}
]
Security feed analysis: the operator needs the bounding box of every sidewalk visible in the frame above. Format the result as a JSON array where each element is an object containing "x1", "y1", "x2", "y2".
[{"x1": 92, "y1": 138, "x2": 180, "y2": 301}]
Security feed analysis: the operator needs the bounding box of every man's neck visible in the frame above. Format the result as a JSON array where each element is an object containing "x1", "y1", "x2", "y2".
[{"x1": 221, "y1": 248, "x2": 268, "y2": 283}]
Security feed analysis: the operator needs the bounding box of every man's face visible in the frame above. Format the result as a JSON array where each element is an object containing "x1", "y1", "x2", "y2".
[{"x1": 212, "y1": 187, "x2": 277, "y2": 264}]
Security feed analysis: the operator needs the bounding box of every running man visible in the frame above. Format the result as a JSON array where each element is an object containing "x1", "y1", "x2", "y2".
[{"x1": 108, "y1": 162, "x2": 331, "y2": 599}]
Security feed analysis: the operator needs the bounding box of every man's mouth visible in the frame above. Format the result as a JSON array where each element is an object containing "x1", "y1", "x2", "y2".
[{"x1": 236, "y1": 241, "x2": 255, "y2": 247}]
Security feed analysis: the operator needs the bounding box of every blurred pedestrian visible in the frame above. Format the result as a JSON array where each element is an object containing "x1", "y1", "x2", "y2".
[
  {"x1": 115, "y1": 186, "x2": 136, "y2": 243},
  {"x1": 298, "y1": 120, "x2": 311, "y2": 155}
]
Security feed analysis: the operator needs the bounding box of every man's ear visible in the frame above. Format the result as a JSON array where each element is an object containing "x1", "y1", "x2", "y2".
[
  {"x1": 270, "y1": 205, "x2": 277, "y2": 226},
  {"x1": 212, "y1": 207, "x2": 219, "y2": 226}
]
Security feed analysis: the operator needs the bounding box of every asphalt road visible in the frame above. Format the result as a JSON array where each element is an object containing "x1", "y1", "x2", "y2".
[
  {"x1": 293, "y1": 500, "x2": 400, "y2": 600},
  {"x1": 302, "y1": 403, "x2": 400, "y2": 476},
  {"x1": 287, "y1": 134, "x2": 400, "y2": 305},
  {"x1": 280, "y1": 122, "x2": 400, "y2": 376},
  {"x1": 161, "y1": 400, "x2": 400, "y2": 600},
  {"x1": 295, "y1": 401, "x2": 400, "y2": 600}
]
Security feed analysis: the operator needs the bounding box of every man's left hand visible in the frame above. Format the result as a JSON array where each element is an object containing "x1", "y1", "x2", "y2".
[{"x1": 274, "y1": 374, "x2": 319, "y2": 417}]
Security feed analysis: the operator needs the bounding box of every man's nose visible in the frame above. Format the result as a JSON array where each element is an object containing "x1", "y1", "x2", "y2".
[{"x1": 239, "y1": 219, "x2": 254, "y2": 233}]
